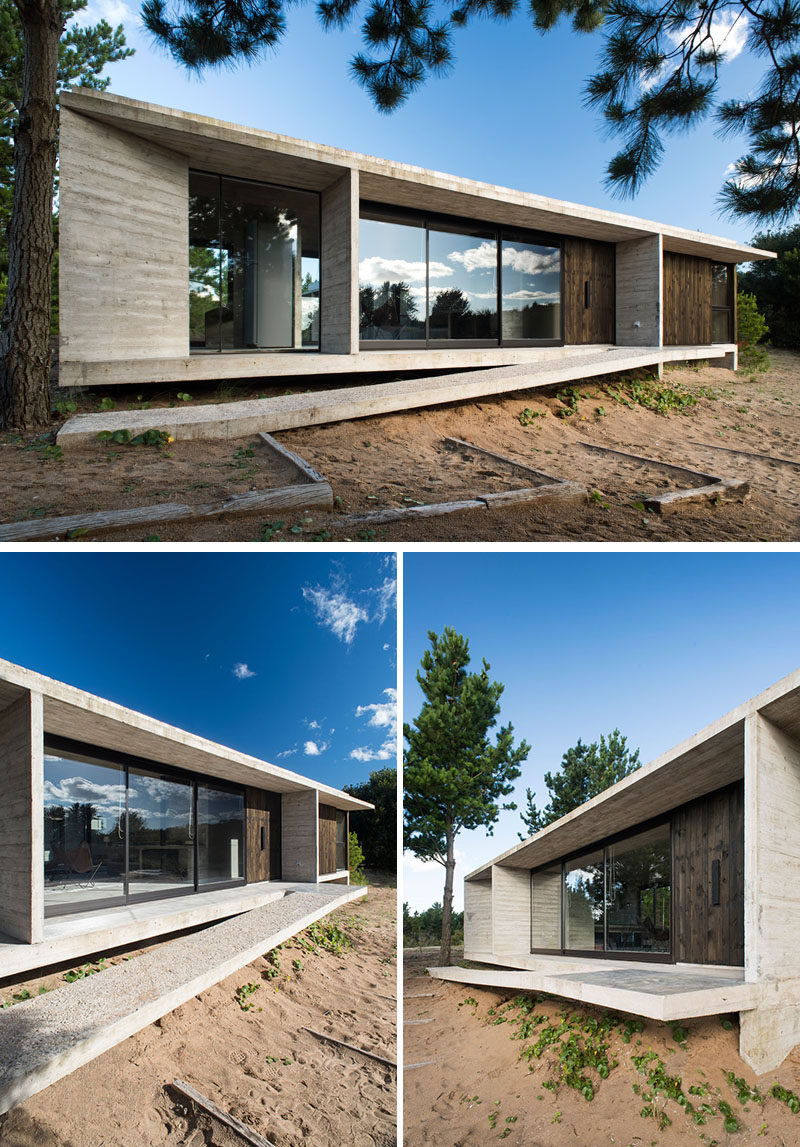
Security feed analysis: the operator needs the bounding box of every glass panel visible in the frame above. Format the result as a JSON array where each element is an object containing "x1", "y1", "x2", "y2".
[
  {"x1": 564, "y1": 849, "x2": 604, "y2": 950},
  {"x1": 128, "y1": 768, "x2": 194, "y2": 895},
  {"x1": 220, "y1": 177, "x2": 320, "y2": 350},
  {"x1": 197, "y1": 784, "x2": 245, "y2": 884},
  {"x1": 606, "y1": 824, "x2": 671, "y2": 953},
  {"x1": 335, "y1": 810, "x2": 347, "y2": 871},
  {"x1": 428, "y1": 228, "x2": 498, "y2": 341},
  {"x1": 531, "y1": 864, "x2": 561, "y2": 949},
  {"x1": 711, "y1": 264, "x2": 730, "y2": 308},
  {"x1": 358, "y1": 217, "x2": 427, "y2": 340},
  {"x1": 712, "y1": 308, "x2": 731, "y2": 342},
  {"x1": 188, "y1": 172, "x2": 224, "y2": 351},
  {"x1": 501, "y1": 239, "x2": 561, "y2": 340},
  {"x1": 43, "y1": 750, "x2": 126, "y2": 914}
]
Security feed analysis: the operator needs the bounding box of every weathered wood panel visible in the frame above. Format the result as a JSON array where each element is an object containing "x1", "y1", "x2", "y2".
[
  {"x1": 0, "y1": 692, "x2": 44, "y2": 943},
  {"x1": 672, "y1": 781, "x2": 744, "y2": 966},
  {"x1": 663, "y1": 253, "x2": 712, "y2": 345},
  {"x1": 563, "y1": 237, "x2": 615, "y2": 344},
  {"x1": 245, "y1": 788, "x2": 282, "y2": 882},
  {"x1": 318, "y1": 803, "x2": 338, "y2": 875}
]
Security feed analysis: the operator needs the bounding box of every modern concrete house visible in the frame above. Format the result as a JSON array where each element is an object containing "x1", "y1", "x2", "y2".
[
  {"x1": 57, "y1": 89, "x2": 775, "y2": 414},
  {"x1": 431, "y1": 667, "x2": 800, "y2": 1074},
  {"x1": 0, "y1": 658, "x2": 371, "y2": 979}
]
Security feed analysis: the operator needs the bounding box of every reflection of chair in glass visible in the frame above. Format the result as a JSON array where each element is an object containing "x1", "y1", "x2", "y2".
[{"x1": 52, "y1": 842, "x2": 103, "y2": 889}]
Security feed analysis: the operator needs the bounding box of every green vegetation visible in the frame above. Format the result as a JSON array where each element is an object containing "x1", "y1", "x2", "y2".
[
  {"x1": 64, "y1": 958, "x2": 108, "y2": 982},
  {"x1": 403, "y1": 901, "x2": 464, "y2": 948},
  {"x1": 603, "y1": 377, "x2": 698, "y2": 416},
  {"x1": 96, "y1": 428, "x2": 172, "y2": 447},
  {"x1": 344, "y1": 766, "x2": 396, "y2": 873},
  {"x1": 518, "y1": 407, "x2": 547, "y2": 425},
  {"x1": 295, "y1": 920, "x2": 352, "y2": 956},
  {"x1": 736, "y1": 291, "x2": 770, "y2": 372},
  {"x1": 234, "y1": 982, "x2": 261, "y2": 1010},
  {"x1": 739, "y1": 227, "x2": 800, "y2": 350},
  {"x1": 348, "y1": 831, "x2": 367, "y2": 884}
]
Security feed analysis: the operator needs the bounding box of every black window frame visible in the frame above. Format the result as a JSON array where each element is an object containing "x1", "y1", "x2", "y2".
[
  {"x1": 711, "y1": 262, "x2": 735, "y2": 344},
  {"x1": 358, "y1": 201, "x2": 564, "y2": 350}
]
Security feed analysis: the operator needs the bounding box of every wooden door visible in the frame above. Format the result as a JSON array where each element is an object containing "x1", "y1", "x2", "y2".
[
  {"x1": 563, "y1": 238, "x2": 615, "y2": 344},
  {"x1": 663, "y1": 253, "x2": 712, "y2": 344},
  {"x1": 246, "y1": 788, "x2": 282, "y2": 882}
]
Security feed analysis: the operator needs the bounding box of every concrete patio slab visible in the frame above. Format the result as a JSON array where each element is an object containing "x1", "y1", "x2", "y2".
[{"x1": 0, "y1": 883, "x2": 366, "y2": 1115}]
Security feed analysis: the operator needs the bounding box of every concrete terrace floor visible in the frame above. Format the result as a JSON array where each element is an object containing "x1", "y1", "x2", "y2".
[
  {"x1": 0, "y1": 880, "x2": 347, "y2": 980},
  {"x1": 428, "y1": 955, "x2": 758, "y2": 1022},
  {"x1": 0, "y1": 882, "x2": 366, "y2": 1115}
]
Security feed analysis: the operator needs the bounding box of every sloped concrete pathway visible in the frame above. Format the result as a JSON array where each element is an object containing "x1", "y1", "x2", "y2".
[{"x1": 0, "y1": 885, "x2": 365, "y2": 1114}]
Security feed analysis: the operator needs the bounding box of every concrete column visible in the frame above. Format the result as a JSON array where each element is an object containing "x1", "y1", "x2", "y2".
[
  {"x1": 740, "y1": 713, "x2": 800, "y2": 1072},
  {"x1": 491, "y1": 866, "x2": 530, "y2": 958},
  {"x1": 615, "y1": 234, "x2": 662, "y2": 348},
  {"x1": 281, "y1": 790, "x2": 318, "y2": 882},
  {"x1": 0, "y1": 691, "x2": 44, "y2": 943},
  {"x1": 320, "y1": 168, "x2": 359, "y2": 354},
  {"x1": 464, "y1": 878, "x2": 492, "y2": 957}
]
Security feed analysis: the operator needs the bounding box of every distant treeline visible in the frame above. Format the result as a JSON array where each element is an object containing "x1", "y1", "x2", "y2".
[{"x1": 403, "y1": 901, "x2": 464, "y2": 948}]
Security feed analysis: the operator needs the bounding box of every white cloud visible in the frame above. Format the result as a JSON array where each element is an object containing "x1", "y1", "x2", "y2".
[
  {"x1": 359, "y1": 256, "x2": 453, "y2": 286},
  {"x1": 642, "y1": 12, "x2": 748, "y2": 92},
  {"x1": 75, "y1": 0, "x2": 132, "y2": 24},
  {"x1": 502, "y1": 246, "x2": 560, "y2": 275},
  {"x1": 276, "y1": 748, "x2": 297, "y2": 758},
  {"x1": 503, "y1": 289, "x2": 559, "y2": 302},
  {"x1": 304, "y1": 740, "x2": 329, "y2": 756},
  {"x1": 233, "y1": 662, "x2": 255, "y2": 679},
  {"x1": 383, "y1": 643, "x2": 391, "y2": 651},
  {"x1": 448, "y1": 241, "x2": 497, "y2": 272},
  {"x1": 370, "y1": 575, "x2": 397, "y2": 625},
  {"x1": 349, "y1": 687, "x2": 397, "y2": 763},
  {"x1": 306, "y1": 719, "x2": 320, "y2": 729},
  {"x1": 303, "y1": 582, "x2": 369, "y2": 645}
]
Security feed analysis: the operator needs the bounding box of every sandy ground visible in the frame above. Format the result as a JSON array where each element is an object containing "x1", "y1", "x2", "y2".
[
  {"x1": 3, "y1": 351, "x2": 799, "y2": 541},
  {"x1": 0, "y1": 881, "x2": 397, "y2": 1147},
  {"x1": 403, "y1": 949, "x2": 800, "y2": 1147}
]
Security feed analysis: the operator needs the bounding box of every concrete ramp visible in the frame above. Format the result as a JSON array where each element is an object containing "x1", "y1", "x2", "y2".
[
  {"x1": 428, "y1": 962, "x2": 757, "y2": 1022},
  {"x1": 0, "y1": 884, "x2": 365, "y2": 1115},
  {"x1": 58, "y1": 344, "x2": 727, "y2": 445}
]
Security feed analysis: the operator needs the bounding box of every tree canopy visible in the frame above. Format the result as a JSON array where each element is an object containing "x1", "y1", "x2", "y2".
[
  {"x1": 739, "y1": 225, "x2": 800, "y2": 348},
  {"x1": 143, "y1": 0, "x2": 800, "y2": 222},
  {"x1": 404, "y1": 627, "x2": 529, "y2": 963},
  {"x1": 344, "y1": 766, "x2": 397, "y2": 873},
  {"x1": 519, "y1": 728, "x2": 640, "y2": 837}
]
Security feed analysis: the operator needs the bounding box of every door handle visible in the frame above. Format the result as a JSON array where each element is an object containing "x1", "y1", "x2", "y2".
[
  {"x1": 260, "y1": 826, "x2": 266, "y2": 851},
  {"x1": 584, "y1": 281, "x2": 591, "y2": 309}
]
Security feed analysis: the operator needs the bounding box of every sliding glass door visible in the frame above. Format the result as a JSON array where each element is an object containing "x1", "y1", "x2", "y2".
[
  {"x1": 530, "y1": 822, "x2": 672, "y2": 958},
  {"x1": 127, "y1": 767, "x2": 194, "y2": 898}
]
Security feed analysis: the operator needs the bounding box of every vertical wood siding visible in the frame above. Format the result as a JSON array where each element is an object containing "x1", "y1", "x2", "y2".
[
  {"x1": 672, "y1": 780, "x2": 744, "y2": 965},
  {"x1": 663, "y1": 253, "x2": 712, "y2": 345},
  {"x1": 563, "y1": 237, "x2": 615, "y2": 344},
  {"x1": 318, "y1": 803, "x2": 338, "y2": 875},
  {"x1": 245, "y1": 787, "x2": 282, "y2": 882}
]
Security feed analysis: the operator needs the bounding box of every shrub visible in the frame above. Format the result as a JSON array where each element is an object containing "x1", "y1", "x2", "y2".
[
  {"x1": 737, "y1": 291, "x2": 769, "y2": 371},
  {"x1": 349, "y1": 832, "x2": 367, "y2": 884}
]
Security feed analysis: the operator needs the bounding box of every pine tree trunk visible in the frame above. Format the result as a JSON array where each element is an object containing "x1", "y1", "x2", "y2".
[
  {"x1": 439, "y1": 826, "x2": 455, "y2": 966},
  {"x1": 0, "y1": 0, "x2": 62, "y2": 431}
]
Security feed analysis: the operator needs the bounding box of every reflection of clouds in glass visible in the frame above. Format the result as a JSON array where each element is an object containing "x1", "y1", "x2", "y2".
[
  {"x1": 502, "y1": 246, "x2": 560, "y2": 275},
  {"x1": 447, "y1": 241, "x2": 496, "y2": 273},
  {"x1": 359, "y1": 256, "x2": 452, "y2": 285},
  {"x1": 43, "y1": 776, "x2": 125, "y2": 812},
  {"x1": 504, "y1": 290, "x2": 559, "y2": 302}
]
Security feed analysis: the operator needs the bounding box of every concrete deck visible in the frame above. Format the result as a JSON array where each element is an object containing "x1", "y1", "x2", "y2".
[
  {"x1": 429, "y1": 956, "x2": 757, "y2": 1022},
  {"x1": 0, "y1": 881, "x2": 329, "y2": 979},
  {"x1": 57, "y1": 344, "x2": 728, "y2": 444},
  {"x1": 0, "y1": 882, "x2": 366, "y2": 1114}
]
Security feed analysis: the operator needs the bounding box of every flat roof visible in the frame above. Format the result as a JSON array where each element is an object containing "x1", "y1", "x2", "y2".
[
  {"x1": 0, "y1": 659, "x2": 372, "y2": 812},
  {"x1": 60, "y1": 89, "x2": 776, "y2": 266},
  {"x1": 467, "y1": 665, "x2": 800, "y2": 880}
]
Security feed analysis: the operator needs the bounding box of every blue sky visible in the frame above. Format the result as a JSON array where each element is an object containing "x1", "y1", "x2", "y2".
[
  {"x1": 80, "y1": 0, "x2": 767, "y2": 245},
  {"x1": 0, "y1": 552, "x2": 396, "y2": 793},
  {"x1": 403, "y1": 551, "x2": 800, "y2": 912}
]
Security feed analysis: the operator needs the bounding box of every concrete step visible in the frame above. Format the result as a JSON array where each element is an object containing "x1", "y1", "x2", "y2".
[
  {"x1": 57, "y1": 344, "x2": 726, "y2": 445},
  {"x1": 0, "y1": 884, "x2": 365, "y2": 1115}
]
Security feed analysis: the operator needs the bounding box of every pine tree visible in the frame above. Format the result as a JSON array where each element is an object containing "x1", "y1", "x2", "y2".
[
  {"x1": 0, "y1": 0, "x2": 133, "y2": 430},
  {"x1": 404, "y1": 627, "x2": 530, "y2": 966},
  {"x1": 519, "y1": 729, "x2": 640, "y2": 838}
]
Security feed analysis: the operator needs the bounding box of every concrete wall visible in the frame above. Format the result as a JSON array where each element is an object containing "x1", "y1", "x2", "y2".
[
  {"x1": 492, "y1": 866, "x2": 530, "y2": 958},
  {"x1": 281, "y1": 790, "x2": 318, "y2": 882},
  {"x1": 0, "y1": 692, "x2": 44, "y2": 943},
  {"x1": 740, "y1": 713, "x2": 800, "y2": 1072},
  {"x1": 320, "y1": 168, "x2": 359, "y2": 354},
  {"x1": 59, "y1": 107, "x2": 189, "y2": 365},
  {"x1": 531, "y1": 867, "x2": 561, "y2": 949},
  {"x1": 615, "y1": 234, "x2": 662, "y2": 347},
  {"x1": 464, "y1": 879, "x2": 492, "y2": 954}
]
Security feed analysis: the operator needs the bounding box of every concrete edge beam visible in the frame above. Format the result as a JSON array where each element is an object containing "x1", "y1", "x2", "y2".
[{"x1": 0, "y1": 885, "x2": 366, "y2": 1115}]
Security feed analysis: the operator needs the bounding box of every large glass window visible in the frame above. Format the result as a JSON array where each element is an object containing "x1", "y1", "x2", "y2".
[
  {"x1": 358, "y1": 217, "x2": 426, "y2": 341},
  {"x1": 335, "y1": 810, "x2": 347, "y2": 872},
  {"x1": 564, "y1": 849, "x2": 605, "y2": 951},
  {"x1": 43, "y1": 750, "x2": 126, "y2": 913},
  {"x1": 189, "y1": 172, "x2": 320, "y2": 352},
  {"x1": 711, "y1": 263, "x2": 733, "y2": 342},
  {"x1": 501, "y1": 238, "x2": 561, "y2": 341},
  {"x1": 197, "y1": 783, "x2": 245, "y2": 885},
  {"x1": 128, "y1": 768, "x2": 194, "y2": 896},
  {"x1": 428, "y1": 228, "x2": 498, "y2": 341},
  {"x1": 606, "y1": 824, "x2": 671, "y2": 954}
]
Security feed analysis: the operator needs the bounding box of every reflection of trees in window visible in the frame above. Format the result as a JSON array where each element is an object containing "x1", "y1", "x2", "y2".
[
  {"x1": 360, "y1": 280, "x2": 421, "y2": 338},
  {"x1": 430, "y1": 288, "x2": 471, "y2": 322}
]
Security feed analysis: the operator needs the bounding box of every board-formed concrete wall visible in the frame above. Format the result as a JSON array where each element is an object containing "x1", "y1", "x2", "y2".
[
  {"x1": 320, "y1": 168, "x2": 359, "y2": 354},
  {"x1": 740, "y1": 713, "x2": 800, "y2": 1073},
  {"x1": 59, "y1": 107, "x2": 189, "y2": 365},
  {"x1": 0, "y1": 692, "x2": 43, "y2": 943},
  {"x1": 492, "y1": 866, "x2": 530, "y2": 957},
  {"x1": 281, "y1": 790, "x2": 318, "y2": 882},
  {"x1": 615, "y1": 234, "x2": 662, "y2": 347},
  {"x1": 464, "y1": 879, "x2": 492, "y2": 955}
]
